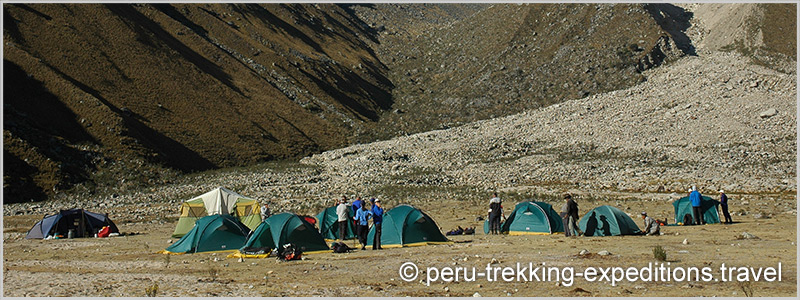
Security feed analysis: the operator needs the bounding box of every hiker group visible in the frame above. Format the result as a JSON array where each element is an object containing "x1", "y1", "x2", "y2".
[
  {"x1": 335, "y1": 195, "x2": 384, "y2": 250},
  {"x1": 484, "y1": 185, "x2": 732, "y2": 237}
]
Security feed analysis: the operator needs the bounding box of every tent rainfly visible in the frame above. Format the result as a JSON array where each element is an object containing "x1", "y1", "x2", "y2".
[
  {"x1": 172, "y1": 187, "x2": 261, "y2": 238},
  {"x1": 578, "y1": 205, "x2": 642, "y2": 236},
  {"x1": 161, "y1": 214, "x2": 250, "y2": 255},
  {"x1": 316, "y1": 205, "x2": 357, "y2": 241},
  {"x1": 229, "y1": 212, "x2": 330, "y2": 258},
  {"x1": 366, "y1": 204, "x2": 451, "y2": 248},
  {"x1": 484, "y1": 201, "x2": 564, "y2": 235},
  {"x1": 26, "y1": 208, "x2": 119, "y2": 239},
  {"x1": 673, "y1": 195, "x2": 721, "y2": 225}
]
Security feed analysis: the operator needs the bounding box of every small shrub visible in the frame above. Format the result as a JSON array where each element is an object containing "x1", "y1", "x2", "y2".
[
  {"x1": 207, "y1": 267, "x2": 219, "y2": 282},
  {"x1": 653, "y1": 245, "x2": 667, "y2": 261},
  {"x1": 162, "y1": 254, "x2": 170, "y2": 268},
  {"x1": 738, "y1": 280, "x2": 754, "y2": 297},
  {"x1": 145, "y1": 283, "x2": 158, "y2": 297}
]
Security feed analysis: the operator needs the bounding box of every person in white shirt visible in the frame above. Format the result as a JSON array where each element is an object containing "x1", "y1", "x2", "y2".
[
  {"x1": 641, "y1": 212, "x2": 660, "y2": 236},
  {"x1": 336, "y1": 196, "x2": 349, "y2": 241}
]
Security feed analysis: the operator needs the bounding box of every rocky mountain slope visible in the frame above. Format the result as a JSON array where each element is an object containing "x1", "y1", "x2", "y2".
[
  {"x1": 678, "y1": 3, "x2": 796, "y2": 73},
  {"x1": 3, "y1": 3, "x2": 795, "y2": 204},
  {"x1": 5, "y1": 51, "x2": 794, "y2": 224},
  {"x1": 356, "y1": 3, "x2": 690, "y2": 140},
  {"x1": 300, "y1": 51, "x2": 796, "y2": 199},
  {"x1": 4, "y1": 3, "x2": 392, "y2": 202}
]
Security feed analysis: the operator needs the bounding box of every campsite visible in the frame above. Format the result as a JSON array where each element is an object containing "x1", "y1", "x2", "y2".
[
  {"x1": 3, "y1": 178, "x2": 796, "y2": 297},
  {"x1": 2, "y1": 2, "x2": 797, "y2": 298}
]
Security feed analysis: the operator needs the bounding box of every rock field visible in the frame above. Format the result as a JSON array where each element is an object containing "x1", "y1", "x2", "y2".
[
  {"x1": 4, "y1": 51, "x2": 795, "y2": 226},
  {"x1": 302, "y1": 51, "x2": 795, "y2": 196}
]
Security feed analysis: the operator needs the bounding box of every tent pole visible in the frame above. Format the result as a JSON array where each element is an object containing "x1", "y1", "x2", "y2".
[{"x1": 79, "y1": 210, "x2": 86, "y2": 238}]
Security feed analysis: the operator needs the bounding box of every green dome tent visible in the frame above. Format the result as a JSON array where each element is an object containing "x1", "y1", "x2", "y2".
[
  {"x1": 230, "y1": 212, "x2": 330, "y2": 258},
  {"x1": 160, "y1": 214, "x2": 250, "y2": 255},
  {"x1": 366, "y1": 205, "x2": 451, "y2": 248},
  {"x1": 484, "y1": 201, "x2": 564, "y2": 235},
  {"x1": 673, "y1": 195, "x2": 720, "y2": 225},
  {"x1": 316, "y1": 206, "x2": 356, "y2": 241},
  {"x1": 171, "y1": 187, "x2": 262, "y2": 238},
  {"x1": 578, "y1": 205, "x2": 641, "y2": 236}
]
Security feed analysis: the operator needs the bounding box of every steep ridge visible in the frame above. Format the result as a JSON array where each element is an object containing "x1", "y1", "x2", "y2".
[
  {"x1": 4, "y1": 3, "x2": 392, "y2": 202},
  {"x1": 359, "y1": 3, "x2": 688, "y2": 140}
]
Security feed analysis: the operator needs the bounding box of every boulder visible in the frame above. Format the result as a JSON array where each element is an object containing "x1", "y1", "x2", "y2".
[{"x1": 759, "y1": 108, "x2": 778, "y2": 118}]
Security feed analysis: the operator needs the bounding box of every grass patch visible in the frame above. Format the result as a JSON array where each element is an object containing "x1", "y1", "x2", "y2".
[
  {"x1": 653, "y1": 245, "x2": 667, "y2": 261},
  {"x1": 739, "y1": 280, "x2": 755, "y2": 297},
  {"x1": 145, "y1": 282, "x2": 159, "y2": 297}
]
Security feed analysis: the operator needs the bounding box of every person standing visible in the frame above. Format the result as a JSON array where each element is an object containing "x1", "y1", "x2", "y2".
[
  {"x1": 488, "y1": 193, "x2": 504, "y2": 234},
  {"x1": 260, "y1": 202, "x2": 271, "y2": 220},
  {"x1": 336, "y1": 197, "x2": 349, "y2": 241},
  {"x1": 641, "y1": 212, "x2": 661, "y2": 236},
  {"x1": 352, "y1": 196, "x2": 363, "y2": 215},
  {"x1": 370, "y1": 198, "x2": 384, "y2": 250},
  {"x1": 719, "y1": 190, "x2": 732, "y2": 224},
  {"x1": 354, "y1": 202, "x2": 372, "y2": 250},
  {"x1": 561, "y1": 194, "x2": 583, "y2": 236},
  {"x1": 689, "y1": 186, "x2": 705, "y2": 225}
]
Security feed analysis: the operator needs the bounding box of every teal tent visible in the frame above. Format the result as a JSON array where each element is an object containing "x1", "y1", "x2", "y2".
[
  {"x1": 160, "y1": 214, "x2": 250, "y2": 254},
  {"x1": 673, "y1": 196, "x2": 720, "y2": 224},
  {"x1": 231, "y1": 212, "x2": 330, "y2": 258},
  {"x1": 484, "y1": 201, "x2": 563, "y2": 235},
  {"x1": 316, "y1": 206, "x2": 356, "y2": 241},
  {"x1": 578, "y1": 205, "x2": 641, "y2": 236},
  {"x1": 366, "y1": 205, "x2": 451, "y2": 248}
]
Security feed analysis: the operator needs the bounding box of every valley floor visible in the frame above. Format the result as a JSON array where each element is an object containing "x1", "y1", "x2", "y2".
[{"x1": 3, "y1": 192, "x2": 796, "y2": 297}]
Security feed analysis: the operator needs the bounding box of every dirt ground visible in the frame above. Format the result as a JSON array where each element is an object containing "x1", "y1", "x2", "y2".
[{"x1": 2, "y1": 195, "x2": 796, "y2": 297}]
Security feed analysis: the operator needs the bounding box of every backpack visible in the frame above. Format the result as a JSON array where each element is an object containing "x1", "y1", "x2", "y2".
[
  {"x1": 98, "y1": 226, "x2": 111, "y2": 238},
  {"x1": 331, "y1": 242, "x2": 353, "y2": 253},
  {"x1": 277, "y1": 243, "x2": 302, "y2": 261}
]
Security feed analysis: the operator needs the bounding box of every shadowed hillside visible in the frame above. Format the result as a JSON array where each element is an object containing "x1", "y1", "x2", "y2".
[
  {"x1": 3, "y1": 3, "x2": 392, "y2": 202},
  {"x1": 354, "y1": 3, "x2": 689, "y2": 140}
]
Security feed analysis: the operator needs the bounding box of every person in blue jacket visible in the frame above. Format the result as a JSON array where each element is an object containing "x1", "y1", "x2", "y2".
[
  {"x1": 370, "y1": 198, "x2": 384, "y2": 250},
  {"x1": 352, "y1": 196, "x2": 363, "y2": 215},
  {"x1": 689, "y1": 186, "x2": 705, "y2": 225},
  {"x1": 354, "y1": 202, "x2": 372, "y2": 250}
]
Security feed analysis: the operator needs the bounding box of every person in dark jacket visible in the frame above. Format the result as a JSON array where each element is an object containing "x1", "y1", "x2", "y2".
[
  {"x1": 370, "y1": 198, "x2": 384, "y2": 250},
  {"x1": 689, "y1": 186, "x2": 704, "y2": 225},
  {"x1": 719, "y1": 190, "x2": 732, "y2": 224},
  {"x1": 561, "y1": 194, "x2": 583, "y2": 237},
  {"x1": 488, "y1": 193, "x2": 504, "y2": 234}
]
